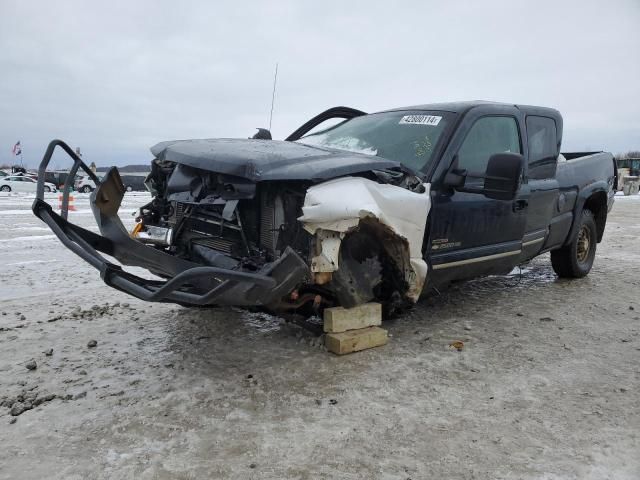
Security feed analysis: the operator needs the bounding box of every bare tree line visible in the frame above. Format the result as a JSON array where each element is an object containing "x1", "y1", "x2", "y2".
[{"x1": 615, "y1": 150, "x2": 640, "y2": 160}]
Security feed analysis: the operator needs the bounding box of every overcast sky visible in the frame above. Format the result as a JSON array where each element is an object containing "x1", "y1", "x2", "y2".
[{"x1": 0, "y1": 0, "x2": 638, "y2": 168}]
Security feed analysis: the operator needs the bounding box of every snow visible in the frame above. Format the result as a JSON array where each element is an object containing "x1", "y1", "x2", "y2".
[
  {"x1": 5, "y1": 259, "x2": 60, "y2": 266},
  {"x1": 1, "y1": 187, "x2": 639, "y2": 479},
  {"x1": 0, "y1": 235, "x2": 56, "y2": 243},
  {"x1": 0, "y1": 192, "x2": 151, "y2": 300},
  {"x1": 615, "y1": 192, "x2": 640, "y2": 201}
]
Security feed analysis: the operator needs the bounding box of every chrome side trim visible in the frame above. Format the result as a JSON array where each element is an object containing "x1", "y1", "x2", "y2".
[
  {"x1": 432, "y1": 249, "x2": 522, "y2": 270},
  {"x1": 522, "y1": 237, "x2": 545, "y2": 247}
]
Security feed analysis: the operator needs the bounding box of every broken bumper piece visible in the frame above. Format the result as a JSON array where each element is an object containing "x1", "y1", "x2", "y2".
[
  {"x1": 32, "y1": 197, "x2": 308, "y2": 306},
  {"x1": 32, "y1": 140, "x2": 309, "y2": 307}
]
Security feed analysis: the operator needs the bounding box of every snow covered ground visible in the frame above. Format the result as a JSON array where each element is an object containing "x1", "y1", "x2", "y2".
[
  {"x1": 0, "y1": 191, "x2": 639, "y2": 479},
  {"x1": 0, "y1": 192, "x2": 150, "y2": 301},
  {"x1": 616, "y1": 191, "x2": 640, "y2": 201}
]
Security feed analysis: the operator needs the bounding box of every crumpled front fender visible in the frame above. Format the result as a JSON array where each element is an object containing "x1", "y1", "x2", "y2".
[{"x1": 298, "y1": 176, "x2": 430, "y2": 302}]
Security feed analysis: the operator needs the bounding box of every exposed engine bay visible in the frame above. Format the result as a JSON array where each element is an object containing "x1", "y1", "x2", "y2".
[{"x1": 137, "y1": 162, "x2": 312, "y2": 286}]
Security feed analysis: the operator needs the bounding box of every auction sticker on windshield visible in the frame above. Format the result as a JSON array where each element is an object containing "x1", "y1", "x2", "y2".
[{"x1": 399, "y1": 115, "x2": 442, "y2": 126}]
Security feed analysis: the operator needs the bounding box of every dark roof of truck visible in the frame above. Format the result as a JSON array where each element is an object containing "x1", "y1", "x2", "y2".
[{"x1": 381, "y1": 100, "x2": 561, "y2": 119}]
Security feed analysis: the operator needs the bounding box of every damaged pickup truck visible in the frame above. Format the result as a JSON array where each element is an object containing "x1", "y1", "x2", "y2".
[{"x1": 33, "y1": 101, "x2": 616, "y2": 315}]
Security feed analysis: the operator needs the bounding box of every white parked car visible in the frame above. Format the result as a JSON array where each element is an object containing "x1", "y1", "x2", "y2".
[
  {"x1": 75, "y1": 175, "x2": 100, "y2": 193},
  {"x1": 0, "y1": 175, "x2": 57, "y2": 193}
]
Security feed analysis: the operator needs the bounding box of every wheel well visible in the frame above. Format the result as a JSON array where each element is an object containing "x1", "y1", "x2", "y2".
[
  {"x1": 334, "y1": 219, "x2": 411, "y2": 306},
  {"x1": 583, "y1": 191, "x2": 607, "y2": 242}
]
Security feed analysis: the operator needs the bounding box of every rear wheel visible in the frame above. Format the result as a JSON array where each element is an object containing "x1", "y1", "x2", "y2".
[
  {"x1": 81, "y1": 185, "x2": 92, "y2": 193},
  {"x1": 0, "y1": 186, "x2": 10, "y2": 192},
  {"x1": 126, "y1": 185, "x2": 133, "y2": 192},
  {"x1": 551, "y1": 209, "x2": 597, "y2": 278}
]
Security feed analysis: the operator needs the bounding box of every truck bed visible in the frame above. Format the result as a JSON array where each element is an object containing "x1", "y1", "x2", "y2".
[
  {"x1": 557, "y1": 151, "x2": 617, "y2": 192},
  {"x1": 546, "y1": 151, "x2": 617, "y2": 251}
]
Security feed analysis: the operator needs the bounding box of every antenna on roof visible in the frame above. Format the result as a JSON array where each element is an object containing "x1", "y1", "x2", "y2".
[{"x1": 269, "y1": 62, "x2": 278, "y2": 132}]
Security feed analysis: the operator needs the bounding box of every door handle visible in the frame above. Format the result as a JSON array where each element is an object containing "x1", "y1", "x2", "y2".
[{"x1": 513, "y1": 199, "x2": 528, "y2": 212}]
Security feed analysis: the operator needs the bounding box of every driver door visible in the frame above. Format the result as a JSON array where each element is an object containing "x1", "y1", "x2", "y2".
[{"x1": 429, "y1": 113, "x2": 528, "y2": 282}]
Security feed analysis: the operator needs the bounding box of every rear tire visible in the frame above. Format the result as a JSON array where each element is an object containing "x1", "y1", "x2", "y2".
[
  {"x1": 551, "y1": 209, "x2": 597, "y2": 278},
  {"x1": 0, "y1": 186, "x2": 10, "y2": 192},
  {"x1": 81, "y1": 186, "x2": 92, "y2": 193}
]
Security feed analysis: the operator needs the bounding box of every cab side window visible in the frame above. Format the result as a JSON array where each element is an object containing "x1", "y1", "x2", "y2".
[
  {"x1": 457, "y1": 116, "x2": 521, "y2": 175},
  {"x1": 526, "y1": 116, "x2": 558, "y2": 179}
]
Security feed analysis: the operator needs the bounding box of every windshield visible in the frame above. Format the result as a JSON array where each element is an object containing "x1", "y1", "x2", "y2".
[{"x1": 296, "y1": 110, "x2": 452, "y2": 171}]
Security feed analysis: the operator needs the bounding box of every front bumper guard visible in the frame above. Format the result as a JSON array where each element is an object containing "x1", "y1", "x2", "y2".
[{"x1": 32, "y1": 140, "x2": 309, "y2": 307}]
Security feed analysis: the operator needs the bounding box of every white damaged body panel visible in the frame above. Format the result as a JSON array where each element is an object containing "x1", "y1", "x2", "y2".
[{"x1": 298, "y1": 176, "x2": 431, "y2": 301}]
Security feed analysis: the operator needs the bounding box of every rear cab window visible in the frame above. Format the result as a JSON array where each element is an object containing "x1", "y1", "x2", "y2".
[{"x1": 526, "y1": 116, "x2": 558, "y2": 179}]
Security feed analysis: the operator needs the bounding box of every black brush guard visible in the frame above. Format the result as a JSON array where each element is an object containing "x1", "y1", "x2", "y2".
[{"x1": 32, "y1": 140, "x2": 309, "y2": 306}]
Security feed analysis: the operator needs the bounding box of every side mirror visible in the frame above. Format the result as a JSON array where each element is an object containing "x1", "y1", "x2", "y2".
[{"x1": 483, "y1": 152, "x2": 524, "y2": 201}]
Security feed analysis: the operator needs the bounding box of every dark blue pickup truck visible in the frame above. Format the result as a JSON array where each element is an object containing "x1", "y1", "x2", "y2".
[{"x1": 33, "y1": 101, "x2": 616, "y2": 314}]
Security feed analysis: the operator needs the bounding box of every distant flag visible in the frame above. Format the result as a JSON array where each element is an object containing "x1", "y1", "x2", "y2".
[{"x1": 12, "y1": 141, "x2": 22, "y2": 156}]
